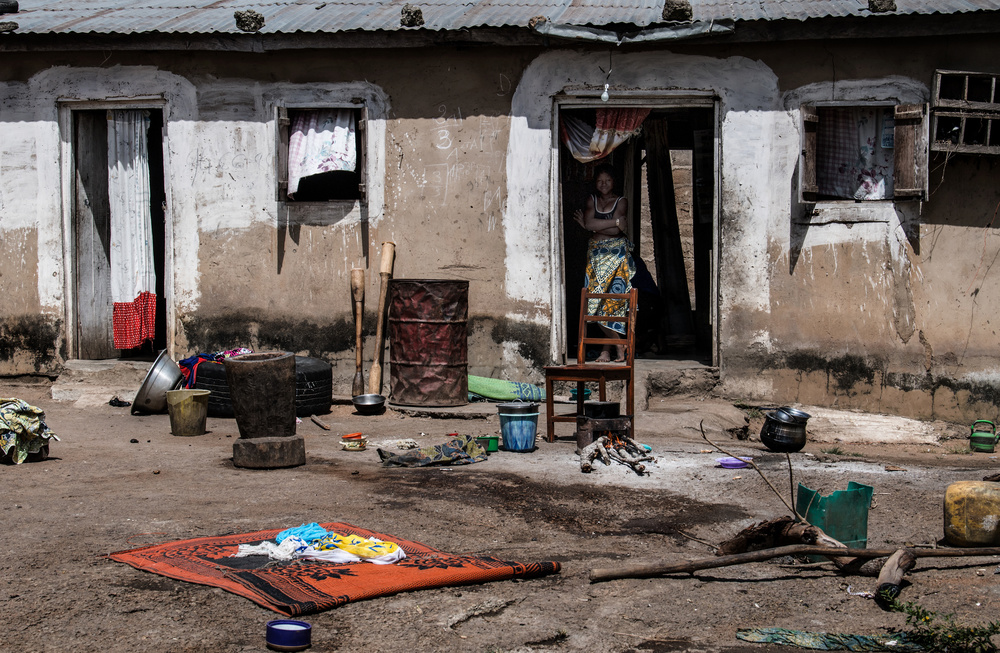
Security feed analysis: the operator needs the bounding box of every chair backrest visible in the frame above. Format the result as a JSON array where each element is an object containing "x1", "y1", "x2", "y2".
[{"x1": 575, "y1": 287, "x2": 638, "y2": 365}]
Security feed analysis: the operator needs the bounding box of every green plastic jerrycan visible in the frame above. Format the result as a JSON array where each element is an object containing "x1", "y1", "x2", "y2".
[{"x1": 796, "y1": 481, "x2": 874, "y2": 559}]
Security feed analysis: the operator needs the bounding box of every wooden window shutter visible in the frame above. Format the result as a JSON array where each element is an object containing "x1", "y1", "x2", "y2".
[
  {"x1": 800, "y1": 105, "x2": 818, "y2": 201},
  {"x1": 893, "y1": 103, "x2": 928, "y2": 201},
  {"x1": 356, "y1": 105, "x2": 367, "y2": 203},
  {"x1": 276, "y1": 105, "x2": 290, "y2": 201}
]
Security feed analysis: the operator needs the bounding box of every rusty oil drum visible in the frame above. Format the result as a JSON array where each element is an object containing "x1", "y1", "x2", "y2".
[{"x1": 388, "y1": 279, "x2": 469, "y2": 406}]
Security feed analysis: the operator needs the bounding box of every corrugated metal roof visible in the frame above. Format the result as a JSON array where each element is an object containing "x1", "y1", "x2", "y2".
[{"x1": 5, "y1": 0, "x2": 1000, "y2": 35}]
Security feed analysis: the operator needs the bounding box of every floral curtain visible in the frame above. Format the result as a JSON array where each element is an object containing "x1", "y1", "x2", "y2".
[
  {"x1": 817, "y1": 107, "x2": 895, "y2": 201},
  {"x1": 287, "y1": 109, "x2": 357, "y2": 197},
  {"x1": 560, "y1": 108, "x2": 651, "y2": 163}
]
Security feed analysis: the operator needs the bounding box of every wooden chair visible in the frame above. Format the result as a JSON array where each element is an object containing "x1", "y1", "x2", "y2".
[{"x1": 544, "y1": 287, "x2": 638, "y2": 443}]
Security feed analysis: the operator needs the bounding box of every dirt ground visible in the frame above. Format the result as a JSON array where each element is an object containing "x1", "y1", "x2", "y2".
[{"x1": 3, "y1": 377, "x2": 1000, "y2": 653}]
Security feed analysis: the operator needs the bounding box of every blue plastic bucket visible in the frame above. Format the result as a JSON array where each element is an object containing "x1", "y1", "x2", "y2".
[{"x1": 498, "y1": 402, "x2": 539, "y2": 452}]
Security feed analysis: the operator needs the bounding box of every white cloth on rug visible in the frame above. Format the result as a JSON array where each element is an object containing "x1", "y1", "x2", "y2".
[
  {"x1": 297, "y1": 543, "x2": 406, "y2": 565},
  {"x1": 232, "y1": 536, "x2": 308, "y2": 561}
]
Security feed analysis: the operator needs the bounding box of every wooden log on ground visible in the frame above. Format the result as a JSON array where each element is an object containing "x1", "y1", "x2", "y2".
[
  {"x1": 716, "y1": 516, "x2": 796, "y2": 556},
  {"x1": 874, "y1": 548, "x2": 917, "y2": 607},
  {"x1": 579, "y1": 436, "x2": 610, "y2": 473},
  {"x1": 589, "y1": 545, "x2": 1000, "y2": 583},
  {"x1": 717, "y1": 516, "x2": 856, "y2": 569}
]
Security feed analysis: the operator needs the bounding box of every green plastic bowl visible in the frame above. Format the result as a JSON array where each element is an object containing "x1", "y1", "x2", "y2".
[{"x1": 476, "y1": 435, "x2": 499, "y2": 452}]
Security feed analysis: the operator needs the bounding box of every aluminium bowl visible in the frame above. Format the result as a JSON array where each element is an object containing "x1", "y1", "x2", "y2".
[
  {"x1": 352, "y1": 394, "x2": 386, "y2": 415},
  {"x1": 131, "y1": 350, "x2": 184, "y2": 414}
]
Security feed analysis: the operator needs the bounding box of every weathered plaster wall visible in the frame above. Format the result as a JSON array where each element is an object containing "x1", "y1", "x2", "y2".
[
  {"x1": 0, "y1": 227, "x2": 60, "y2": 374},
  {"x1": 713, "y1": 37, "x2": 1000, "y2": 423},
  {"x1": 0, "y1": 49, "x2": 544, "y2": 387},
  {"x1": 5, "y1": 36, "x2": 1000, "y2": 421},
  {"x1": 508, "y1": 39, "x2": 1000, "y2": 423}
]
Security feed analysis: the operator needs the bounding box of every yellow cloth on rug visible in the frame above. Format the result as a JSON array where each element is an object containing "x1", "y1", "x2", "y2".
[{"x1": 312, "y1": 532, "x2": 402, "y2": 558}]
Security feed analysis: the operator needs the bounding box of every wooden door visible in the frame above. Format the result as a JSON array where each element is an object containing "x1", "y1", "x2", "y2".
[{"x1": 74, "y1": 111, "x2": 115, "y2": 359}]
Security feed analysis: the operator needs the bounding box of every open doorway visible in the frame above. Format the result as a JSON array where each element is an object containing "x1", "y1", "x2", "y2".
[
  {"x1": 559, "y1": 105, "x2": 715, "y2": 363},
  {"x1": 73, "y1": 108, "x2": 167, "y2": 360}
]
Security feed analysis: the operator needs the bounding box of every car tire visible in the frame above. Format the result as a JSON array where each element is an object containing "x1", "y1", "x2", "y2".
[{"x1": 193, "y1": 355, "x2": 332, "y2": 418}]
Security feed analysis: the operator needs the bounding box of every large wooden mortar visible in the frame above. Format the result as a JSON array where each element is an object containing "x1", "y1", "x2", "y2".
[{"x1": 223, "y1": 351, "x2": 303, "y2": 468}]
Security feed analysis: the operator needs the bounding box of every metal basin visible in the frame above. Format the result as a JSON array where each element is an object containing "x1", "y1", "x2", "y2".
[
  {"x1": 132, "y1": 350, "x2": 183, "y2": 414},
  {"x1": 352, "y1": 394, "x2": 386, "y2": 415}
]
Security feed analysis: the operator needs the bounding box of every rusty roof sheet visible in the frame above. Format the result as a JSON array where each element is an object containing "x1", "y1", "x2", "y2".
[{"x1": 5, "y1": 0, "x2": 1000, "y2": 35}]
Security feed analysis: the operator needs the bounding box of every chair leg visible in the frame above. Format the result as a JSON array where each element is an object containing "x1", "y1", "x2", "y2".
[
  {"x1": 626, "y1": 378, "x2": 634, "y2": 417},
  {"x1": 626, "y1": 377, "x2": 634, "y2": 439},
  {"x1": 545, "y1": 376, "x2": 555, "y2": 443}
]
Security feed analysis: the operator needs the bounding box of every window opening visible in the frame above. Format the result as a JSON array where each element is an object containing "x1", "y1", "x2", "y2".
[
  {"x1": 277, "y1": 107, "x2": 366, "y2": 202},
  {"x1": 931, "y1": 70, "x2": 1000, "y2": 155},
  {"x1": 801, "y1": 103, "x2": 926, "y2": 202},
  {"x1": 816, "y1": 107, "x2": 895, "y2": 201}
]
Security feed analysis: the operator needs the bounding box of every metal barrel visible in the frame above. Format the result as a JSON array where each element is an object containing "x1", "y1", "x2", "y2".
[{"x1": 388, "y1": 279, "x2": 469, "y2": 406}]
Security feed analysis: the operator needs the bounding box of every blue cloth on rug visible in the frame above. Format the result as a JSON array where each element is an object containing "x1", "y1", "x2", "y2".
[{"x1": 276, "y1": 522, "x2": 330, "y2": 544}]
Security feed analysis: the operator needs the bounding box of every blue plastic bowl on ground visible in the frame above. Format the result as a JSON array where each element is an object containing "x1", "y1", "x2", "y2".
[{"x1": 266, "y1": 620, "x2": 311, "y2": 652}]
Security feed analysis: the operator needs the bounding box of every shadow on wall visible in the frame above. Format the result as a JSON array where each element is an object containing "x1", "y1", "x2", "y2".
[{"x1": 786, "y1": 159, "x2": 922, "y2": 275}]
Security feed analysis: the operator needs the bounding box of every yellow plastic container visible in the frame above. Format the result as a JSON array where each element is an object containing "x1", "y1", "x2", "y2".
[
  {"x1": 943, "y1": 481, "x2": 1000, "y2": 546},
  {"x1": 166, "y1": 389, "x2": 211, "y2": 436}
]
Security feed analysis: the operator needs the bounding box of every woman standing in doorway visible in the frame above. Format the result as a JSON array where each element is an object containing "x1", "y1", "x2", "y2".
[{"x1": 572, "y1": 164, "x2": 636, "y2": 362}]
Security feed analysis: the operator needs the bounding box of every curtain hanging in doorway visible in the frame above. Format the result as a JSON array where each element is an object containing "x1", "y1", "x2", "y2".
[
  {"x1": 107, "y1": 109, "x2": 156, "y2": 350},
  {"x1": 287, "y1": 109, "x2": 357, "y2": 198},
  {"x1": 559, "y1": 108, "x2": 651, "y2": 163}
]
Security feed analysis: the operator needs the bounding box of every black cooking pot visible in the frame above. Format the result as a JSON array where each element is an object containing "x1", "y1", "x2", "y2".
[{"x1": 760, "y1": 411, "x2": 807, "y2": 453}]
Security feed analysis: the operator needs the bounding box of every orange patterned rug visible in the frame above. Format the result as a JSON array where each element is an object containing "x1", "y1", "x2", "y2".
[{"x1": 109, "y1": 522, "x2": 560, "y2": 616}]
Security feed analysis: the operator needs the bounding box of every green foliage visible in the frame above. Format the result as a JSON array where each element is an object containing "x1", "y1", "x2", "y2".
[
  {"x1": 732, "y1": 401, "x2": 765, "y2": 420},
  {"x1": 822, "y1": 447, "x2": 845, "y2": 455},
  {"x1": 886, "y1": 596, "x2": 1000, "y2": 653}
]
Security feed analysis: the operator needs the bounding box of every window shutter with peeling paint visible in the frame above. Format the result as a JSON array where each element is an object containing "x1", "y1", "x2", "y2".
[
  {"x1": 800, "y1": 105, "x2": 819, "y2": 202},
  {"x1": 277, "y1": 105, "x2": 290, "y2": 201},
  {"x1": 357, "y1": 104, "x2": 367, "y2": 203},
  {"x1": 893, "y1": 103, "x2": 928, "y2": 201}
]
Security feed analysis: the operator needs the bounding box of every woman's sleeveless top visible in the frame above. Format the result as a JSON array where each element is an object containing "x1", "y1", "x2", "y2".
[{"x1": 593, "y1": 195, "x2": 622, "y2": 220}]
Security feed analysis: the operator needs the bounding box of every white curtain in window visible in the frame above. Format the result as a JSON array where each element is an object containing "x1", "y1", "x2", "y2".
[
  {"x1": 107, "y1": 109, "x2": 156, "y2": 350},
  {"x1": 817, "y1": 107, "x2": 895, "y2": 200},
  {"x1": 287, "y1": 109, "x2": 356, "y2": 197}
]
